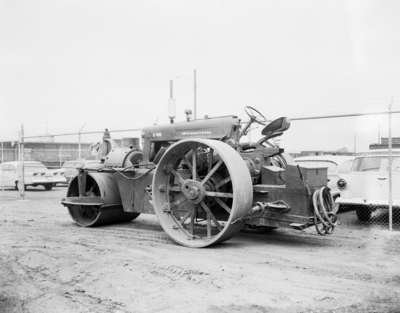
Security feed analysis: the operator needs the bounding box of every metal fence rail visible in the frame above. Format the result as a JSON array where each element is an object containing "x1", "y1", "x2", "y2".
[{"x1": 1, "y1": 108, "x2": 399, "y2": 231}]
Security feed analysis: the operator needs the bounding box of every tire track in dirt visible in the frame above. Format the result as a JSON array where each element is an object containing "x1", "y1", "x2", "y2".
[{"x1": 2, "y1": 189, "x2": 400, "y2": 313}]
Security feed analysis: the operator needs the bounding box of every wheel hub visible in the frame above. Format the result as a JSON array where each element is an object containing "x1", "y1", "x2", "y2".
[{"x1": 181, "y1": 180, "x2": 205, "y2": 204}]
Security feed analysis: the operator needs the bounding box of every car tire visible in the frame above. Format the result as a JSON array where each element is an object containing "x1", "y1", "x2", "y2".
[
  {"x1": 338, "y1": 204, "x2": 354, "y2": 213},
  {"x1": 356, "y1": 206, "x2": 372, "y2": 222},
  {"x1": 44, "y1": 184, "x2": 53, "y2": 191}
]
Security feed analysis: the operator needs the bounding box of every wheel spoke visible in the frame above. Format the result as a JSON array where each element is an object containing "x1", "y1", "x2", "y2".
[
  {"x1": 216, "y1": 177, "x2": 231, "y2": 189},
  {"x1": 170, "y1": 214, "x2": 198, "y2": 239},
  {"x1": 183, "y1": 154, "x2": 193, "y2": 172},
  {"x1": 206, "y1": 212, "x2": 211, "y2": 238},
  {"x1": 205, "y1": 191, "x2": 233, "y2": 198},
  {"x1": 208, "y1": 149, "x2": 214, "y2": 172},
  {"x1": 189, "y1": 207, "x2": 196, "y2": 235},
  {"x1": 180, "y1": 209, "x2": 192, "y2": 225},
  {"x1": 192, "y1": 149, "x2": 198, "y2": 181},
  {"x1": 201, "y1": 160, "x2": 223, "y2": 185},
  {"x1": 168, "y1": 185, "x2": 181, "y2": 192},
  {"x1": 171, "y1": 197, "x2": 187, "y2": 209},
  {"x1": 200, "y1": 202, "x2": 223, "y2": 231},
  {"x1": 170, "y1": 168, "x2": 185, "y2": 185},
  {"x1": 215, "y1": 197, "x2": 231, "y2": 213}
]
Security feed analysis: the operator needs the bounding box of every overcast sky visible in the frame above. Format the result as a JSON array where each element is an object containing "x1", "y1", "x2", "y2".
[{"x1": 0, "y1": 0, "x2": 399, "y2": 152}]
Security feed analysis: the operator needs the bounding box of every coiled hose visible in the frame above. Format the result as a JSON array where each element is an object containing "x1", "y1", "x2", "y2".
[{"x1": 312, "y1": 187, "x2": 338, "y2": 235}]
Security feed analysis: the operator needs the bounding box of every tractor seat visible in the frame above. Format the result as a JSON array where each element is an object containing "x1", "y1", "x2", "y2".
[{"x1": 261, "y1": 117, "x2": 290, "y2": 139}]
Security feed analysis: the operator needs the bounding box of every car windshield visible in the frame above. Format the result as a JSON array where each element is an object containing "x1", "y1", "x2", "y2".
[
  {"x1": 295, "y1": 160, "x2": 337, "y2": 174},
  {"x1": 352, "y1": 156, "x2": 400, "y2": 172},
  {"x1": 337, "y1": 160, "x2": 353, "y2": 173}
]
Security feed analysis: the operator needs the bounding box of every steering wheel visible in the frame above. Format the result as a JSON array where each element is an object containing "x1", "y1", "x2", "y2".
[{"x1": 244, "y1": 106, "x2": 267, "y2": 125}]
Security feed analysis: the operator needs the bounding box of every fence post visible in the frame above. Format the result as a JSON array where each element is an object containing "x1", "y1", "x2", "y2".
[
  {"x1": 58, "y1": 146, "x2": 62, "y2": 168},
  {"x1": 78, "y1": 132, "x2": 81, "y2": 160},
  {"x1": 19, "y1": 124, "x2": 25, "y2": 199},
  {"x1": 388, "y1": 101, "x2": 393, "y2": 231},
  {"x1": 1, "y1": 142, "x2": 3, "y2": 191}
]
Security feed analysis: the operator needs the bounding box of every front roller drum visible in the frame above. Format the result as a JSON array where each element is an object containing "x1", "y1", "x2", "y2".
[
  {"x1": 152, "y1": 139, "x2": 253, "y2": 248},
  {"x1": 67, "y1": 205, "x2": 139, "y2": 227},
  {"x1": 64, "y1": 172, "x2": 139, "y2": 227}
]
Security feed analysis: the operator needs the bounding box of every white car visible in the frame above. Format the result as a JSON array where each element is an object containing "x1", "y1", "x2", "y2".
[
  {"x1": 0, "y1": 161, "x2": 61, "y2": 190},
  {"x1": 294, "y1": 155, "x2": 354, "y2": 199},
  {"x1": 48, "y1": 168, "x2": 68, "y2": 186},
  {"x1": 336, "y1": 150, "x2": 400, "y2": 221},
  {"x1": 62, "y1": 159, "x2": 102, "y2": 183}
]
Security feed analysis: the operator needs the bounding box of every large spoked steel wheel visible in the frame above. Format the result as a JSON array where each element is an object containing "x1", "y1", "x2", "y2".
[{"x1": 152, "y1": 139, "x2": 253, "y2": 248}]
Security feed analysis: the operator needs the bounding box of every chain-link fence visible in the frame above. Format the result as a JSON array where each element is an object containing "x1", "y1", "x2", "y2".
[
  {"x1": 0, "y1": 128, "x2": 141, "y2": 199},
  {"x1": 284, "y1": 109, "x2": 400, "y2": 232},
  {"x1": 1, "y1": 109, "x2": 399, "y2": 231}
]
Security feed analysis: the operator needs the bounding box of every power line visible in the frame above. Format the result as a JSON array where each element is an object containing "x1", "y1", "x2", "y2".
[
  {"x1": 290, "y1": 110, "x2": 400, "y2": 121},
  {"x1": 13, "y1": 109, "x2": 400, "y2": 140},
  {"x1": 23, "y1": 127, "x2": 143, "y2": 140}
]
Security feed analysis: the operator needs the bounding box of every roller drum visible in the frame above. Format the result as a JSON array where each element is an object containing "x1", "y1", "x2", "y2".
[{"x1": 64, "y1": 172, "x2": 139, "y2": 227}]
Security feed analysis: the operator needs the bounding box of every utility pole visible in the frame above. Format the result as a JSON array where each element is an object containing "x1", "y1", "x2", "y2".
[
  {"x1": 19, "y1": 124, "x2": 25, "y2": 199},
  {"x1": 388, "y1": 99, "x2": 393, "y2": 231},
  {"x1": 353, "y1": 134, "x2": 357, "y2": 154},
  {"x1": 168, "y1": 80, "x2": 176, "y2": 124},
  {"x1": 193, "y1": 69, "x2": 197, "y2": 119}
]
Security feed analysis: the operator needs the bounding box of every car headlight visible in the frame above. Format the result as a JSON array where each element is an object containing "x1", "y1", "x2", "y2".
[{"x1": 337, "y1": 178, "x2": 347, "y2": 189}]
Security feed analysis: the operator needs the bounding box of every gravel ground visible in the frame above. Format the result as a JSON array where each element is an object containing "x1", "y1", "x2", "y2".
[{"x1": 1, "y1": 187, "x2": 400, "y2": 313}]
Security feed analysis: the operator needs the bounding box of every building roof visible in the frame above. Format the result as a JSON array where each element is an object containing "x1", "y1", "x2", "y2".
[
  {"x1": 357, "y1": 150, "x2": 400, "y2": 157},
  {"x1": 1, "y1": 161, "x2": 45, "y2": 166},
  {"x1": 294, "y1": 154, "x2": 355, "y2": 165}
]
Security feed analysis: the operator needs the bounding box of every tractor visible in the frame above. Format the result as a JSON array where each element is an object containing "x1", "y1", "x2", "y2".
[{"x1": 61, "y1": 106, "x2": 337, "y2": 248}]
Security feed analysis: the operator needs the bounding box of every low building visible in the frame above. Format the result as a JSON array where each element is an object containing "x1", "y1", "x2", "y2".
[
  {"x1": 292, "y1": 148, "x2": 354, "y2": 158},
  {"x1": 0, "y1": 136, "x2": 141, "y2": 168},
  {"x1": 369, "y1": 137, "x2": 400, "y2": 150},
  {"x1": 0, "y1": 141, "x2": 93, "y2": 168}
]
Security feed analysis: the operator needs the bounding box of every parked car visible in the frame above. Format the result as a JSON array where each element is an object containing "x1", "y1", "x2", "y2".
[
  {"x1": 0, "y1": 161, "x2": 62, "y2": 190},
  {"x1": 62, "y1": 159, "x2": 101, "y2": 183},
  {"x1": 294, "y1": 155, "x2": 354, "y2": 199},
  {"x1": 48, "y1": 168, "x2": 68, "y2": 186},
  {"x1": 335, "y1": 150, "x2": 400, "y2": 221}
]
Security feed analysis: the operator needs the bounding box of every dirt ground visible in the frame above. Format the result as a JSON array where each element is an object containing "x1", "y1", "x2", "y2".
[{"x1": 1, "y1": 187, "x2": 400, "y2": 313}]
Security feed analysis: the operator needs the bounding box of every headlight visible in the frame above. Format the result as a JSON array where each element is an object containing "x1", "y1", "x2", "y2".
[{"x1": 337, "y1": 178, "x2": 347, "y2": 189}]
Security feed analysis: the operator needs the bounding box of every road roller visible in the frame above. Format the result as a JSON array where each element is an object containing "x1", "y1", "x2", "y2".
[{"x1": 61, "y1": 106, "x2": 337, "y2": 248}]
